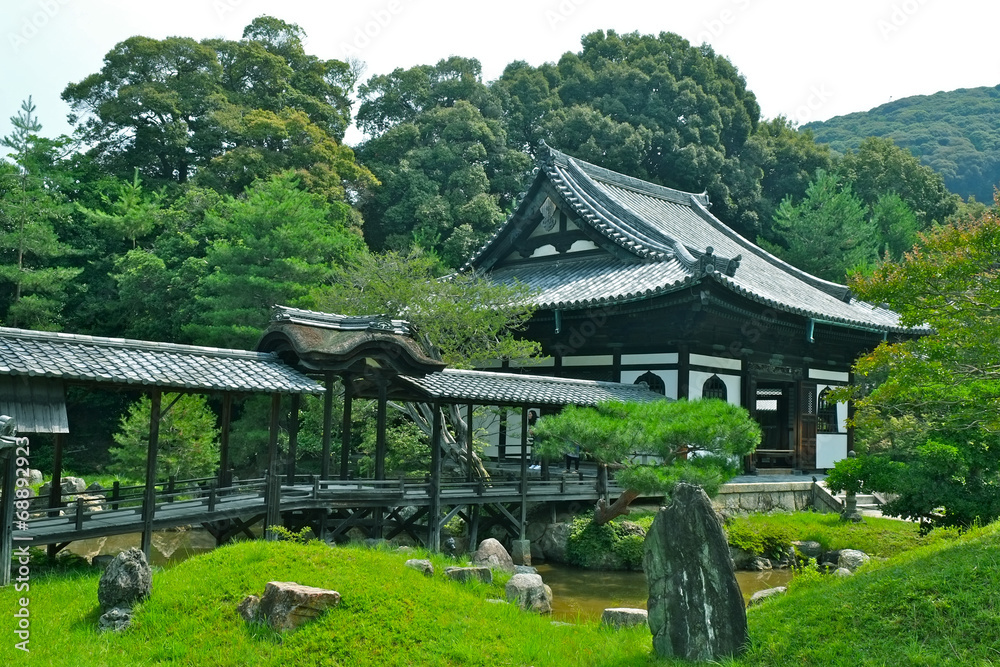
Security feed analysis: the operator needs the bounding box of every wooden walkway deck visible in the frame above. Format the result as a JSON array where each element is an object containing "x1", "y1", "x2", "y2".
[{"x1": 20, "y1": 474, "x2": 617, "y2": 550}]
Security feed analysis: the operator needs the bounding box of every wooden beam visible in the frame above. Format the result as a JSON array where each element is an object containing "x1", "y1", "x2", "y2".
[
  {"x1": 339, "y1": 374, "x2": 351, "y2": 480},
  {"x1": 286, "y1": 394, "x2": 300, "y2": 485},
  {"x1": 264, "y1": 393, "x2": 281, "y2": 540},
  {"x1": 141, "y1": 390, "x2": 162, "y2": 560},
  {"x1": 219, "y1": 393, "x2": 232, "y2": 488},
  {"x1": 428, "y1": 403, "x2": 442, "y2": 552}
]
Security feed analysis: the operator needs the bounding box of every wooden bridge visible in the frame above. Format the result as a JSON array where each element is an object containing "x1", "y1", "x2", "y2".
[{"x1": 22, "y1": 472, "x2": 620, "y2": 555}]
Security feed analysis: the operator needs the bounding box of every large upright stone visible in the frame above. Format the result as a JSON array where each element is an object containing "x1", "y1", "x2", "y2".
[
  {"x1": 471, "y1": 538, "x2": 514, "y2": 572},
  {"x1": 504, "y1": 573, "x2": 552, "y2": 614},
  {"x1": 97, "y1": 548, "x2": 152, "y2": 612},
  {"x1": 643, "y1": 483, "x2": 747, "y2": 661}
]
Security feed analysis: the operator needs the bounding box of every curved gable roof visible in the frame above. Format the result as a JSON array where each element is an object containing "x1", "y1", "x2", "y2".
[{"x1": 469, "y1": 145, "x2": 918, "y2": 334}]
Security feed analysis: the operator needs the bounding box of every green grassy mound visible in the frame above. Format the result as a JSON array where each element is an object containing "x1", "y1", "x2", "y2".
[
  {"x1": 4, "y1": 521, "x2": 1000, "y2": 665},
  {"x1": 1, "y1": 541, "x2": 655, "y2": 666},
  {"x1": 739, "y1": 521, "x2": 1000, "y2": 666}
]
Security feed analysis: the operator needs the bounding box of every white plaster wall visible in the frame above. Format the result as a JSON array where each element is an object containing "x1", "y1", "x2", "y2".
[{"x1": 817, "y1": 433, "x2": 848, "y2": 469}]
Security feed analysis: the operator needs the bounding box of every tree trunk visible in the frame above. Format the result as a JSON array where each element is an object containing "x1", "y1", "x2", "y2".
[
  {"x1": 392, "y1": 400, "x2": 490, "y2": 480},
  {"x1": 593, "y1": 488, "x2": 641, "y2": 525}
]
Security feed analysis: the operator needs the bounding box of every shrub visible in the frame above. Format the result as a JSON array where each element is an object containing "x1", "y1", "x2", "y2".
[
  {"x1": 726, "y1": 516, "x2": 793, "y2": 559},
  {"x1": 566, "y1": 514, "x2": 648, "y2": 570}
]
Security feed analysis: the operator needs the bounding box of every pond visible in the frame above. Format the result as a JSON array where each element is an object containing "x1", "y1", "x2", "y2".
[{"x1": 535, "y1": 563, "x2": 794, "y2": 623}]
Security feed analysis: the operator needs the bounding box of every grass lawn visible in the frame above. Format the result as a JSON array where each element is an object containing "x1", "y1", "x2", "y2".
[{"x1": 3, "y1": 517, "x2": 997, "y2": 666}]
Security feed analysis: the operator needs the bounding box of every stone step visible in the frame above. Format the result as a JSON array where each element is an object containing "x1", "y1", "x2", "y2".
[{"x1": 756, "y1": 468, "x2": 795, "y2": 475}]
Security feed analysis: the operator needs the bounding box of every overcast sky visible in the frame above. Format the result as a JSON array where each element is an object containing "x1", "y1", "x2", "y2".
[{"x1": 2, "y1": 0, "x2": 998, "y2": 148}]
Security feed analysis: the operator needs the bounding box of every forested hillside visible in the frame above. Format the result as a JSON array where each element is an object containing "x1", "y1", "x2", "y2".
[{"x1": 804, "y1": 85, "x2": 1000, "y2": 203}]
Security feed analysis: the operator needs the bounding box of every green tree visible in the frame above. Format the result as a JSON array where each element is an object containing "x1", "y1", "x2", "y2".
[
  {"x1": 760, "y1": 169, "x2": 878, "y2": 281},
  {"x1": 836, "y1": 137, "x2": 959, "y2": 229},
  {"x1": 110, "y1": 393, "x2": 220, "y2": 480},
  {"x1": 829, "y1": 208, "x2": 1000, "y2": 530},
  {"x1": 533, "y1": 399, "x2": 760, "y2": 524},
  {"x1": 62, "y1": 17, "x2": 373, "y2": 206},
  {"x1": 184, "y1": 171, "x2": 365, "y2": 348},
  {"x1": 0, "y1": 97, "x2": 81, "y2": 329},
  {"x1": 494, "y1": 30, "x2": 765, "y2": 236},
  {"x1": 356, "y1": 58, "x2": 531, "y2": 265}
]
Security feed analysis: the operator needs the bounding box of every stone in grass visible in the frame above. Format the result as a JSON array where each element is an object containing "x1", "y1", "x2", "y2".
[
  {"x1": 98, "y1": 606, "x2": 133, "y2": 633},
  {"x1": 644, "y1": 483, "x2": 748, "y2": 662},
  {"x1": 602, "y1": 608, "x2": 648, "y2": 628},
  {"x1": 97, "y1": 548, "x2": 152, "y2": 613},
  {"x1": 258, "y1": 582, "x2": 341, "y2": 632},
  {"x1": 505, "y1": 573, "x2": 552, "y2": 614},
  {"x1": 237, "y1": 595, "x2": 261, "y2": 623},
  {"x1": 747, "y1": 586, "x2": 787, "y2": 607},
  {"x1": 472, "y1": 538, "x2": 514, "y2": 573},
  {"x1": 834, "y1": 567, "x2": 854, "y2": 577},
  {"x1": 838, "y1": 549, "x2": 870, "y2": 572},
  {"x1": 444, "y1": 566, "x2": 493, "y2": 584},
  {"x1": 405, "y1": 559, "x2": 434, "y2": 576}
]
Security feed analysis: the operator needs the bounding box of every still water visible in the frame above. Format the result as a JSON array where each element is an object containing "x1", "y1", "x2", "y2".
[
  {"x1": 536, "y1": 563, "x2": 793, "y2": 622},
  {"x1": 68, "y1": 529, "x2": 794, "y2": 623}
]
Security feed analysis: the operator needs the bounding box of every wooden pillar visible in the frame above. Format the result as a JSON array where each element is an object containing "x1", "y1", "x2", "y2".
[
  {"x1": 678, "y1": 345, "x2": 690, "y2": 399},
  {"x1": 519, "y1": 407, "x2": 529, "y2": 540},
  {"x1": 339, "y1": 374, "x2": 351, "y2": 480},
  {"x1": 498, "y1": 410, "x2": 507, "y2": 462},
  {"x1": 375, "y1": 380, "x2": 388, "y2": 481},
  {"x1": 468, "y1": 505, "x2": 480, "y2": 551},
  {"x1": 141, "y1": 390, "x2": 162, "y2": 560},
  {"x1": 428, "y1": 403, "x2": 442, "y2": 551},
  {"x1": 218, "y1": 393, "x2": 233, "y2": 489},
  {"x1": 465, "y1": 403, "x2": 474, "y2": 483},
  {"x1": 48, "y1": 432, "x2": 64, "y2": 516},
  {"x1": 1, "y1": 446, "x2": 15, "y2": 587},
  {"x1": 320, "y1": 373, "x2": 334, "y2": 480},
  {"x1": 286, "y1": 394, "x2": 300, "y2": 485},
  {"x1": 264, "y1": 393, "x2": 282, "y2": 540}
]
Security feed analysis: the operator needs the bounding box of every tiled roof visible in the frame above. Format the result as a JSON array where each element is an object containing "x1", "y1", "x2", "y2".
[
  {"x1": 471, "y1": 145, "x2": 920, "y2": 334},
  {"x1": 0, "y1": 327, "x2": 323, "y2": 394},
  {"x1": 400, "y1": 368, "x2": 666, "y2": 407}
]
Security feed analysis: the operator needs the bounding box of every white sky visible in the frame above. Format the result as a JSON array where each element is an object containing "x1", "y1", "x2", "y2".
[{"x1": 2, "y1": 0, "x2": 998, "y2": 149}]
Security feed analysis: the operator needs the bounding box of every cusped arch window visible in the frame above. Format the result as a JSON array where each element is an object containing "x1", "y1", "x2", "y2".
[
  {"x1": 702, "y1": 375, "x2": 728, "y2": 401},
  {"x1": 818, "y1": 387, "x2": 839, "y2": 433},
  {"x1": 634, "y1": 371, "x2": 665, "y2": 395}
]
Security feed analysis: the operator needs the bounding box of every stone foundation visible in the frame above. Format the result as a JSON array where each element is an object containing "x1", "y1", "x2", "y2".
[{"x1": 711, "y1": 481, "x2": 815, "y2": 516}]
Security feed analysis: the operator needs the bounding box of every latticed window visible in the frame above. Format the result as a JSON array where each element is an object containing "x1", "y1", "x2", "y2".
[
  {"x1": 634, "y1": 371, "x2": 665, "y2": 395},
  {"x1": 817, "y1": 387, "x2": 839, "y2": 433},
  {"x1": 702, "y1": 375, "x2": 727, "y2": 401}
]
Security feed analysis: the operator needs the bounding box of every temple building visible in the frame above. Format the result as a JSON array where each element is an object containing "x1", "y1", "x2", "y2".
[{"x1": 464, "y1": 145, "x2": 919, "y2": 473}]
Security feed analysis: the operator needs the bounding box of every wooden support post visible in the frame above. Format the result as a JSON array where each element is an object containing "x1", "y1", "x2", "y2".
[
  {"x1": 219, "y1": 393, "x2": 233, "y2": 488},
  {"x1": 428, "y1": 404, "x2": 442, "y2": 552},
  {"x1": 48, "y1": 432, "x2": 64, "y2": 518},
  {"x1": 286, "y1": 394, "x2": 300, "y2": 485},
  {"x1": 111, "y1": 481, "x2": 120, "y2": 511},
  {"x1": 465, "y1": 403, "x2": 474, "y2": 483},
  {"x1": 0, "y1": 448, "x2": 15, "y2": 587},
  {"x1": 375, "y1": 380, "x2": 387, "y2": 482},
  {"x1": 320, "y1": 373, "x2": 333, "y2": 479},
  {"x1": 141, "y1": 390, "x2": 162, "y2": 560},
  {"x1": 498, "y1": 410, "x2": 507, "y2": 462},
  {"x1": 468, "y1": 504, "x2": 480, "y2": 552},
  {"x1": 264, "y1": 393, "x2": 282, "y2": 541},
  {"x1": 519, "y1": 407, "x2": 529, "y2": 540},
  {"x1": 339, "y1": 374, "x2": 351, "y2": 480}
]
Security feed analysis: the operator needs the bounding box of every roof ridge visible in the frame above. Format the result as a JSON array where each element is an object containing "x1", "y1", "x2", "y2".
[
  {"x1": 685, "y1": 198, "x2": 852, "y2": 302},
  {"x1": 0, "y1": 327, "x2": 278, "y2": 360},
  {"x1": 543, "y1": 142, "x2": 711, "y2": 207}
]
